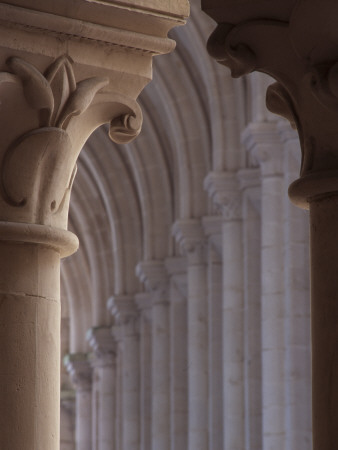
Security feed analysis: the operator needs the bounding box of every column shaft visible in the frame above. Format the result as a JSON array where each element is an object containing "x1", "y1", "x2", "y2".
[
  {"x1": 122, "y1": 331, "x2": 140, "y2": 450},
  {"x1": 65, "y1": 354, "x2": 93, "y2": 450},
  {"x1": 138, "y1": 298, "x2": 152, "y2": 450},
  {"x1": 207, "y1": 247, "x2": 223, "y2": 450},
  {"x1": 310, "y1": 195, "x2": 338, "y2": 449},
  {"x1": 152, "y1": 300, "x2": 170, "y2": 450},
  {"x1": 170, "y1": 283, "x2": 188, "y2": 450},
  {"x1": 0, "y1": 241, "x2": 60, "y2": 450},
  {"x1": 282, "y1": 126, "x2": 311, "y2": 450},
  {"x1": 261, "y1": 172, "x2": 286, "y2": 449},
  {"x1": 187, "y1": 251, "x2": 208, "y2": 450},
  {"x1": 241, "y1": 176, "x2": 262, "y2": 450},
  {"x1": 222, "y1": 219, "x2": 245, "y2": 449},
  {"x1": 102, "y1": 365, "x2": 116, "y2": 450},
  {"x1": 76, "y1": 389, "x2": 92, "y2": 450}
]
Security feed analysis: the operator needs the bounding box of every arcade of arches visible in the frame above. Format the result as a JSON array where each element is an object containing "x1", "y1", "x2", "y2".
[{"x1": 1, "y1": 1, "x2": 337, "y2": 450}]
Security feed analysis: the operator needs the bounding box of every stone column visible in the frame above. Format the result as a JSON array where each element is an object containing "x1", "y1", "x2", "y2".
[
  {"x1": 135, "y1": 293, "x2": 152, "y2": 450},
  {"x1": 0, "y1": 2, "x2": 188, "y2": 448},
  {"x1": 65, "y1": 353, "x2": 93, "y2": 450},
  {"x1": 243, "y1": 122, "x2": 287, "y2": 449},
  {"x1": 87, "y1": 327, "x2": 116, "y2": 450},
  {"x1": 60, "y1": 391, "x2": 76, "y2": 450},
  {"x1": 237, "y1": 167, "x2": 262, "y2": 450},
  {"x1": 202, "y1": 216, "x2": 223, "y2": 450},
  {"x1": 172, "y1": 220, "x2": 208, "y2": 450},
  {"x1": 203, "y1": 4, "x2": 338, "y2": 447},
  {"x1": 109, "y1": 296, "x2": 140, "y2": 450},
  {"x1": 204, "y1": 172, "x2": 245, "y2": 450},
  {"x1": 165, "y1": 257, "x2": 188, "y2": 450},
  {"x1": 279, "y1": 121, "x2": 311, "y2": 449},
  {"x1": 136, "y1": 261, "x2": 171, "y2": 450}
]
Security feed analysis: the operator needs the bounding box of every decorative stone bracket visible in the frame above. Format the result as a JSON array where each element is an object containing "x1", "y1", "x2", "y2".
[
  {"x1": 204, "y1": 0, "x2": 338, "y2": 208},
  {"x1": 0, "y1": 55, "x2": 142, "y2": 229},
  {"x1": 0, "y1": 0, "x2": 189, "y2": 233}
]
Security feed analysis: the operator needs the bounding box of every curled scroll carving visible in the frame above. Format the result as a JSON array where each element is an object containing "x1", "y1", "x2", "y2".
[
  {"x1": 207, "y1": 22, "x2": 257, "y2": 77},
  {"x1": 7, "y1": 56, "x2": 108, "y2": 129},
  {"x1": 109, "y1": 112, "x2": 142, "y2": 144}
]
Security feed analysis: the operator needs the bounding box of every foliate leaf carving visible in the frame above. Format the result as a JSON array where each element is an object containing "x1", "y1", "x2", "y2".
[
  {"x1": 8, "y1": 57, "x2": 54, "y2": 126},
  {"x1": 57, "y1": 77, "x2": 109, "y2": 129},
  {"x1": 0, "y1": 55, "x2": 109, "y2": 227},
  {"x1": 44, "y1": 55, "x2": 77, "y2": 127}
]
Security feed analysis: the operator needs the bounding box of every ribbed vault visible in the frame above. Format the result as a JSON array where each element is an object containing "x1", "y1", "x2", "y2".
[{"x1": 61, "y1": 1, "x2": 246, "y2": 353}]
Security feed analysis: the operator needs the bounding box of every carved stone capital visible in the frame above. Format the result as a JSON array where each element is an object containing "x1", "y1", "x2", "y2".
[
  {"x1": 164, "y1": 256, "x2": 188, "y2": 299},
  {"x1": 172, "y1": 218, "x2": 206, "y2": 258},
  {"x1": 135, "y1": 292, "x2": 153, "y2": 322},
  {"x1": 108, "y1": 295, "x2": 139, "y2": 337},
  {"x1": 201, "y1": 215, "x2": 223, "y2": 257},
  {"x1": 237, "y1": 168, "x2": 261, "y2": 216},
  {"x1": 64, "y1": 353, "x2": 92, "y2": 392},
  {"x1": 204, "y1": 2, "x2": 338, "y2": 208},
  {"x1": 0, "y1": 0, "x2": 189, "y2": 243},
  {"x1": 0, "y1": 55, "x2": 141, "y2": 232},
  {"x1": 241, "y1": 122, "x2": 284, "y2": 176},
  {"x1": 87, "y1": 326, "x2": 116, "y2": 368},
  {"x1": 204, "y1": 171, "x2": 242, "y2": 220},
  {"x1": 136, "y1": 260, "x2": 168, "y2": 291},
  {"x1": 136, "y1": 260, "x2": 170, "y2": 306}
]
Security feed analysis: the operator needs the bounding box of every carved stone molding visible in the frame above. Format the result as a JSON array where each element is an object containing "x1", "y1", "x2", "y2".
[
  {"x1": 237, "y1": 168, "x2": 261, "y2": 216},
  {"x1": 64, "y1": 353, "x2": 92, "y2": 392},
  {"x1": 201, "y1": 215, "x2": 223, "y2": 257},
  {"x1": 87, "y1": 326, "x2": 116, "y2": 368},
  {"x1": 204, "y1": 171, "x2": 242, "y2": 220},
  {"x1": 204, "y1": 2, "x2": 338, "y2": 208},
  {"x1": 108, "y1": 295, "x2": 139, "y2": 338},
  {"x1": 164, "y1": 256, "x2": 188, "y2": 299},
  {"x1": 0, "y1": 0, "x2": 189, "y2": 236},
  {"x1": 241, "y1": 122, "x2": 284, "y2": 176},
  {"x1": 172, "y1": 219, "x2": 206, "y2": 264},
  {"x1": 135, "y1": 260, "x2": 168, "y2": 291},
  {"x1": 0, "y1": 55, "x2": 142, "y2": 230},
  {"x1": 135, "y1": 292, "x2": 153, "y2": 322}
]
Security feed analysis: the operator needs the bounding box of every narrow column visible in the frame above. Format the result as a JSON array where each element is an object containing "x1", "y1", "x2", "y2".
[
  {"x1": 136, "y1": 261, "x2": 171, "y2": 450},
  {"x1": 87, "y1": 327, "x2": 116, "y2": 450},
  {"x1": 60, "y1": 393, "x2": 76, "y2": 450},
  {"x1": 135, "y1": 292, "x2": 153, "y2": 450},
  {"x1": 109, "y1": 296, "x2": 140, "y2": 450},
  {"x1": 202, "y1": 216, "x2": 224, "y2": 450},
  {"x1": 243, "y1": 122, "x2": 286, "y2": 449},
  {"x1": 65, "y1": 353, "x2": 93, "y2": 450},
  {"x1": 172, "y1": 220, "x2": 208, "y2": 450},
  {"x1": 165, "y1": 257, "x2": 188, "y2": 450},
  {"x1": 237, "y1": 167, "x2": 262, "y2": 450},
  {"x1": 204, "y1": 172, "x2": 245, "y2": 450},
  {"x1": 279, "y1": 121, "x2": 311, "y2": 450}
]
